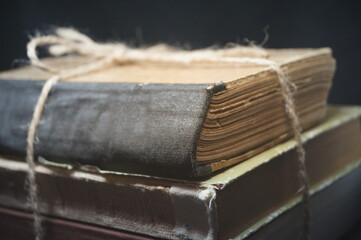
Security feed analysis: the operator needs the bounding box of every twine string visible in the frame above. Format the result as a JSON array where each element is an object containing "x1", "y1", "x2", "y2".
[{"x1": 25, "y1": 27, "x2": 310, "y2": 240}]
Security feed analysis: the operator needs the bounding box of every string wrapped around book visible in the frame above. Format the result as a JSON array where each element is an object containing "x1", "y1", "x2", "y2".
[{"x1": 25, "y1": 28, "x2": 310, "y2": 240}]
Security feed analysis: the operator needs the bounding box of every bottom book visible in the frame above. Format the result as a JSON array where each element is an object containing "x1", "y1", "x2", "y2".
[
  {"x1": 1, "y1": 158, "x2": 361, "y2": 240},
  {"x1": 0, "y1": 106, "x2": 361, "y2": 239}
]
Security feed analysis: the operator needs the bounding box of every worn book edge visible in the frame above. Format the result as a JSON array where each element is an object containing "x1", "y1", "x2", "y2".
[{"x1": 204, "y1": 105, "x2": 361, "y2": 186}]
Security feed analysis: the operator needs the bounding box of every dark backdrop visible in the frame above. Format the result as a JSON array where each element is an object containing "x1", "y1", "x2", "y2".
[{"x1": 1, "y1": 0, "x2": 360, "y2": 104}]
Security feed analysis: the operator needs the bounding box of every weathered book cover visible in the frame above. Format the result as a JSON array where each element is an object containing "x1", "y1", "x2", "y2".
[
  {"x1": 0, "y1": 48, "x2": 335, "y2": 178},
  {"x1": 1, "y1": 106, "x2": 360, "y2": 239},
  {"x1": 2, "y1": 161, "x2": 360, "y2": 240}
]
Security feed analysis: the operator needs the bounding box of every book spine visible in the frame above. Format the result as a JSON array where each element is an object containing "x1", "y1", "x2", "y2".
[{"x1": 0, "y1": 79, "x2": 221, "y2": 178}]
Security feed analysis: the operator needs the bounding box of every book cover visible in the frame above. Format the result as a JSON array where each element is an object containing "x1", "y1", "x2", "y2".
[{"x1": 0, "y1": 48, "x2": 335, "y2": 177}]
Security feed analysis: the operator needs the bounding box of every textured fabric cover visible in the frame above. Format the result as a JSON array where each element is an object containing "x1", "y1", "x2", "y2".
[{"x1": 0, "y1": 79, "x2": 221, "y2": 178}]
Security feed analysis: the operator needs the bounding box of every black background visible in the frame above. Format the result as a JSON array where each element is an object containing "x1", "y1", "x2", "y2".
[{"x1": 1, "y1": 0, "x2": 360, "y2": 104}]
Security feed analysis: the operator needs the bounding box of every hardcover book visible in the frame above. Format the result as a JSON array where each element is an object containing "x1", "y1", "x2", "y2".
[{"x1": 0, "y1": 48, "x2": 335, "y2": 177}]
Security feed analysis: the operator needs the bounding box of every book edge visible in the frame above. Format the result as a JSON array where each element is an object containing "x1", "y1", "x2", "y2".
[{"x1": 204, "y1": 105, "x2": 361, "y2": 185}]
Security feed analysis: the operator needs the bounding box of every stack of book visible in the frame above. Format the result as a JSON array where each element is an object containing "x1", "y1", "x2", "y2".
[{"x1": 1, "y1": 48, "x2": 361, "y2": 239}]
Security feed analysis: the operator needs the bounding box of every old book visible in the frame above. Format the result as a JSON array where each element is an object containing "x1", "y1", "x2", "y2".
[
  {"x1": 0, "y1": 48, "x2": 335, "y2": 177},
  {"x1": 0, "y1": 106, "x2": 360, "y2": 239},
  {"x1": 1, "y1": 163, "x2": 360, "y2": 240},
  {"x1": 2, "y1": 157, "x2": 361, "y2": 240}
]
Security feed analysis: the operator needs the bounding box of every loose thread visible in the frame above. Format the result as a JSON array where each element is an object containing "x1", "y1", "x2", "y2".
[
  {"x1": 25, "y1": 27, "x2": 310, "y2": 240},
  {"x1": 270, "y1": 64, "x2": 310, "y2": 239},
  {"x1": 26, "y1": 75, "x2": 59, "y2": 240}
]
